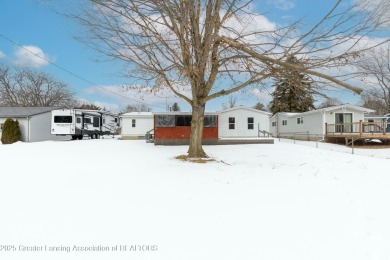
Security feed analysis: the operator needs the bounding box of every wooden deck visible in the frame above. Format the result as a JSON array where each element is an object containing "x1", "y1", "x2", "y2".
[{"x1": 325, "y1": 121, "x2": 390, "y2": 142}]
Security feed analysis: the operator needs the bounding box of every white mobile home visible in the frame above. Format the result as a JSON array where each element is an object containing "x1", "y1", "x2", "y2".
[
  {"x1": 0, "y1": 107, "x2": 70, "y2": 142},
  {"x1": 270, "y1": 104, "x2": 374, "y2": 140},
  {"x1": 218, "y1": 106, "x2": 271, "y2": 138},
  {"x1": 119, "y1": 112, "x2": 154, "y2": 140}
]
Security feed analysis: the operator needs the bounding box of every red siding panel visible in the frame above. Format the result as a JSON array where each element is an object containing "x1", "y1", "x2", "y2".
[{"x1": 154, "y1": 114, "x2": 218, "y2": 145}]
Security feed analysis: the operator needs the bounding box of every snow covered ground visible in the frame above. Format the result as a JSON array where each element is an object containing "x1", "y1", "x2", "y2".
[{"x1": 1, "y1": 138, "x2": 390, "y2": 260}]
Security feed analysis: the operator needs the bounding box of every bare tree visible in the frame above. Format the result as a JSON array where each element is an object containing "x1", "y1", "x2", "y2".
[
  {"x1": 253, "y1": 102, "x2": 265, "y2": 111},
  {"x1": 317, "y1": 98, "x2": 343, "y2": 109},
  {"x1": 122, "y1": 103, "x2": 150, "y2": 113},
  {"x1": 222, "y1": 96, "x2": 237, "y2": 109},
  {"x1": 356, "y1": 45, "x2": 390, "y2": 114},
  {"x1": 0, "y1": 65, "x2": 74, "y2": 107},
  {"x1": 360, "y1": 90, "x2": 388, "y2": 114},
  {"x1": 69, "y1": 0, "x2": 389, "y2": 157}
]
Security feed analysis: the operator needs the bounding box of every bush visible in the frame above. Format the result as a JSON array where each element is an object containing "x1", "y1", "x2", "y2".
[{"x1": 1, "y1": 118, "x2": 21, "y2": 144}]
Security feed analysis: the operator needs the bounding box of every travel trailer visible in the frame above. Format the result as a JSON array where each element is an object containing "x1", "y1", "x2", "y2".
[{"x1": 51, "y1": 109, "x2": 120, "y2": 139}]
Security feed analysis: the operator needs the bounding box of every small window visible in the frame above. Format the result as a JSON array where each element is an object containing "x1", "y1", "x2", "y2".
[
  {"x1": 84, "y1": 118, "x2": 92, "y2": 124},
  {"x1": 229, "y1": 117, "x2": 235, "y2": 129},
  {"x1": 248, "y1": 117, "x2": 254, "y2": 129},
  {"x1": 54, "y1": 116, "x2": 72, "y2": 123},
  {"x1": 297, "y1": 117, "x2": 304, "y2": 124},
  {"x1": 282, "y1": 120, "x2": 287, "y2": 126},
  {"x1": 132, "y1": 119, "x2": 136, "y2": 127},
  {"x1": 76, "y1": 117, "x2": 81, "y2": 124},
  {"x1": 272, "y1": 122, "x2": 276, "y2": 127}
]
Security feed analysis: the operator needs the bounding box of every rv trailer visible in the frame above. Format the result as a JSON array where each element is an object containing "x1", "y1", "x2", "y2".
[{"x1": 51, "y1": 109, "x2": 120, "y2": 140}]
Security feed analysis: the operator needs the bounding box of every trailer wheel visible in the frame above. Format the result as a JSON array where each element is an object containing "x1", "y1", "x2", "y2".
[
  {"x1": 78, "y1": 135, "x2": 83, "y2": 140},
  {"x1": 96, "y1": 134, "x2": 101, "y2": 139},
  {"x1": 90, "y1": 134, "x2": 94, "y2": 139},
  {"x1": 71, "y1": 135, "x2": 77, "y2": 140}
]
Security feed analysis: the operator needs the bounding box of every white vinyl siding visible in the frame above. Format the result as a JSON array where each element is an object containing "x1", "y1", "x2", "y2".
[
  {"x1": 218, "y1": 107, "x2": 271, "y2": 138},
  {"x1": 120, "y1": 114, "x2": 154, "y2": 138},
  {"x1": 0, "y1": 112, "x2": 69, "y2": 142}
]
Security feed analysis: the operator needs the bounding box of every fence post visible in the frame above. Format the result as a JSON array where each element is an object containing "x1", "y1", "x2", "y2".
[
  {"x1": 316, "y1": 135, "x2": 319, "y2": 148},
  {"x1": 294, "y1": 133, "x2": 296, "y2": 144},
  {"x1": 352, "y1": 138, "x2": 354, "y2": 154},
  {"x1": 325, "y1": 123, "x2": 328, "y2": 135},
  {"x1": 359, "y1": 120, "x2": 363, "y2": 137}
]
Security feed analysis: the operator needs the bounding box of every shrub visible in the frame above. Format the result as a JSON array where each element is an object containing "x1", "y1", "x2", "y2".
[{"x1": 1, "y1": 118, "x2": 21, "y2": 144}]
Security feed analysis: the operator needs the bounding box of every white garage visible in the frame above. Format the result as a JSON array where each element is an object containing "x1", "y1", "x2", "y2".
[{"x1": 0, "y1": 107, "x2": 70, "y2": 142}]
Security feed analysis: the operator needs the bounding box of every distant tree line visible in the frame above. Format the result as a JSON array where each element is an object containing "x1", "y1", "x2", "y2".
[{"x1": 0, "y1": 64, "x2": 74, "y2": 107}]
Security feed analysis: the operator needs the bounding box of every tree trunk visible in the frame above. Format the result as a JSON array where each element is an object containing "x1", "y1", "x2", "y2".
[{"x1": 188, "y1": 101, "x2": 207, "y2": 158}]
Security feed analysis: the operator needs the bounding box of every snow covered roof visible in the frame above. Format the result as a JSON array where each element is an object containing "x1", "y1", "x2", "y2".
[
  {"x1": 0, "y1": 107, "x2": 64, "y2": 118},
  {"x1": 120, "y1": 112, "x2": 154, "y2": 117},
  {"x1": 364, "y1": 114, "x2": 389, "y2": 119},
  {"x1": 270, "y1": 104, "x2": 374, "y2": 119},
  {"x1": 320, "y1": 104, "x2": 374, "y2": 113},
  {"x1": 153, "y1": 111, "x2": 218, "y2": 115},
  {"x1": 217, "y1": 105, "x2": 271, "y2": 115}
]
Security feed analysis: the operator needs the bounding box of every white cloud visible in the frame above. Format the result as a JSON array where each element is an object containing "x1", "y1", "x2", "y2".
[
  {"x1": 267, "y1": 0, "x2": 295, "y2": 11},
  {"x1": 83, "y1": 85, "x2": 192, "y2": 113},
  {"x1": 0, "y1": 51, "x2": 5, "y2": 59},
  {"x1": 13, "y1": 45, "x2": 51, "y2": 68}
]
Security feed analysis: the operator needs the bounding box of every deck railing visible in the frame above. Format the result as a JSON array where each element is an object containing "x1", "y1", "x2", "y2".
[{"x1": 326, "y1": 121, "x2": 390, "y2": 136}]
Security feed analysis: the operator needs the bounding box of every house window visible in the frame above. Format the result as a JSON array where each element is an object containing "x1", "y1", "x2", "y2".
[
  {"x1": 297, "y1": 117, "x2": 303, "y2": 124},
  {"x1": 272, "y1": 122, "x2": 276, "y2": 127},
  {"x1": 248, "y1": 117, "x2": 254, "y2": 130},
  {"x1": 176, "y1": 115, "x2": 192, "y2": 126},
  {"x1": 132, "y1": 119, "x2": 136, "y2": 127},
  {"x1": 282, "y1": 120, "x2": 287, "y2": 126},
  {"x1": 204, "y1": 115, "x2": 217, "y2": 127},
  {"x1": 229, "y1": 117, "x2": 235, "y2": 129},
  {"x1": 155, "y1": 115, "x2": 175, "y2": 127}
]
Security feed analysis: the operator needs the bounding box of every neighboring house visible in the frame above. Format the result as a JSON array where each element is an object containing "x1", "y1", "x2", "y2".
[
  {"x1": 0, "y1": 107, "x2": 70, "y2": 142},
  {"x1": 269, "y1": 104, "x2": 374, "y2": 140},
  {"x1": 153, "y1": 112, "x2": 218, "y2": 145},
  {"x1": 119, "y1": 112, "x2": 154, "y2": 140},
  {"x1": 217, "y1": 106, "x2": 271, "y2": 138},
  {"x1": 363, "y1": 114, "x2": 389, "y2": 133}
]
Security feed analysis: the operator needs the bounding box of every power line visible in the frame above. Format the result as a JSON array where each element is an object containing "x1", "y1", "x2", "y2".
[{"x1": 0, "y1": 32, "x2": 166, "y2": 109}]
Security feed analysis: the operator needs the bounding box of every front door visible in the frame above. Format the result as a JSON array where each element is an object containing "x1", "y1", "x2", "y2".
[{"x1": 335, "y1": 113, "x2": 352, "y2": 133}]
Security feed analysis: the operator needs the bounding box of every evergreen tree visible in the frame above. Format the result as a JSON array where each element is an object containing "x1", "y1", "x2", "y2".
[
  {"x1": 270, "y1": 56, "x2": 316, "y2": 114},
  {"x1": 171, "y1": 102, "x2": 181, "y2": 111},
  {"x1": 1, "y1": 118, "x2": 21, "y2": 144}
]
